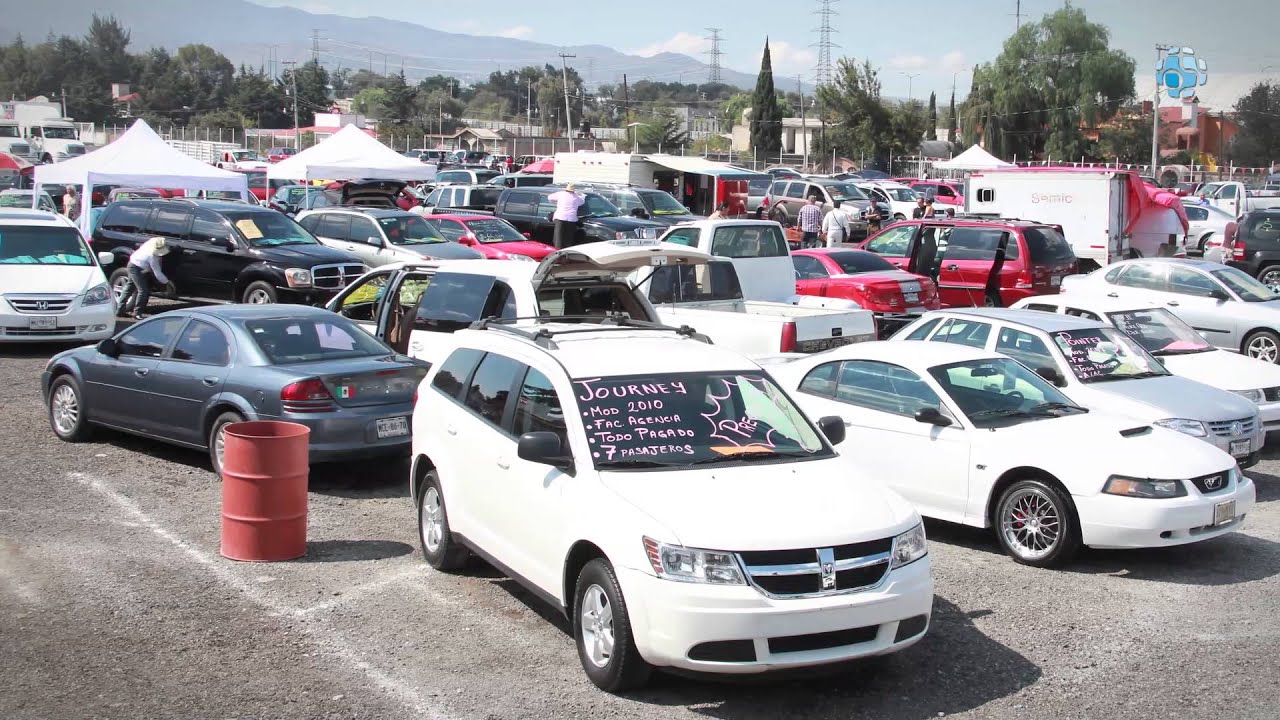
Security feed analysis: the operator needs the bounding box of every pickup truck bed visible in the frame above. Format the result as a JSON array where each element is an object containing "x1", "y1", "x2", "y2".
[{"x1": 654, "y1": 299, "x2": 876, "y2": 355}]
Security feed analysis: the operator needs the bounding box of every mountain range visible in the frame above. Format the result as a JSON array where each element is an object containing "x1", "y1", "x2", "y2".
[{"x1": 0, "y1": 0, "x2": 763, "y2": 92}]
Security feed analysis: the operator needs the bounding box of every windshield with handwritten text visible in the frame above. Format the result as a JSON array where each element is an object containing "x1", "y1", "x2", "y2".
[
  {"x1": 1051, "y1": 328, "x2": 1167, "y2": 383},
  {"x1": 572, "y1": 372, "x2": 828, "y2": 469}
]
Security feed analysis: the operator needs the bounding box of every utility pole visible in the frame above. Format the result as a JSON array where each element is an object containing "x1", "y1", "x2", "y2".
[
  {"x1": 1015, "y1": 0, "x2": 1022, "y2": 29},
  {"x1": 899, "y1": 72, "x2": 919, "y2": 102},
  {"x1": 813, "y1": 0, "x2": 840, "y2": 88},
  {"x1": 798, "y1": 75, "x2": 807, "y2": 170},
  {"x1": 705, "y1": 28, "x2": 724, "y2": 85},
  {"x1": 526, "y1": 77, "x2": 532, "y2": 126},
  {"x1": 311, "y1": 29, "x2": 320, "y2": 62},
  {"x1": 1152, "y1": 44, "x2": 1174, "y2": 175},
  {"x1": 283, "y1": 60, "x2": 299, "y2": 151},
  {"x1": 559, "y1": 52, "x2": 576, "y2": 151}
]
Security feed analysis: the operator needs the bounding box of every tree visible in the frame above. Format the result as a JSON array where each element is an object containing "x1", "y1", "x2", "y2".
[
  {"x1": 947, "y1": 89, "x2": 957, "y2": 143},
  {"x1": 816, "y1": 58, "x2": 890, "y2": 167},
  {"x1": 721, "y1": 93, "x2": 752, "y2": 132},
  {"x1": 352, "y1": 87, "x2": 388, "y2": 117},
  {"x1": 961, "y1": 6, "x2": 1134, "y2": 161},
  {"x1": 927, "y1": 92, "x2": 937, "y2": 140},
  {"x1": 170, "y1": 44, "x2": 235, "y2": 115},
  {"x1": 281, "y1": 59, "x2": 331, "y2": 126},
  {"x1": 637, "y1": 106, "x2": 689, "y2": 152},
  {"x1": 1232, "y1": 81, "x2": 1280, "y2": 168},
  {"x1": 1096, "y1": 114, "x2": 1152, "y2": 164},
  {"x1": 227, "y1": 66, "x2": 288, "y2": 128},
  {"x1": 381, "y1": 71, "x2": 418, "y2": 126},
  {"x1": 194, "y1": 109, "x2": 249, "y2": 128},
  {"x1": 889, "y1": 100, "x2": 930, "y2": 156},
  {"x1": 750, "y1": 40, "x2": 781, "y2": 155}
]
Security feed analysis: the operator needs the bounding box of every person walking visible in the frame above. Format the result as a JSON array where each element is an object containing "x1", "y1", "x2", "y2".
[
  {"x1": 708, "y1": 201, "x2": 730, "y2": 220},
  {"x1": 548, "y1": 182, "x2": 586, "y2": 249},
  {"x1": 923, "y1": 197, "x2": 937, "y2": 218},
  {"x1": 120, "y1": 237, "x2": 171, "y2": 319},
  {"x1": 821, "y1": 199, "x2": 852, "y2": 248},
  {"x1": 797, "y1": 195, "x2": 823, "y2": 249},
  {"x1": 911, "y1": 196, "x2": 928, "y2": 219},
  {"x1": 61, "y1": 185, "x2": 79, "y2": 220}
]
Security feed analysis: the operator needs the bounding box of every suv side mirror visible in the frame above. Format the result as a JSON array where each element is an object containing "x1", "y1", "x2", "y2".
[
  {"x1": 1035, "y1": 367, "x2": 1067, "y2": 387},
  {"x1": 816, "y1": 415, "x2": 846, "y2": 445},
  {"x1": 522, "y1": 232, "x2": 532, "y2": 239},
  {"x1": 96, "y1": 338, "x2": 119, "y2": 358},
  {"x1": 220, "y1": 237, "x2": 236, "y2": 251},
  {"x1": 97, "y1": 251, "x2": 114, "y2": 266},
  {"x1": 369, "y1": 235, "x2": 384, "y2": 246},
  {"x1": 517, "y1": 432, "x2": 573, "y2": 472},
  {"x1": 913, "y1": 407, "x2": 953, "y2": 427}
]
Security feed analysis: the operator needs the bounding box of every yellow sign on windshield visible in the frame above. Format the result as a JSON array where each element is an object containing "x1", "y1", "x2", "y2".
[{"x1": 235, "y1": 219, "x2": 263, "y2": 239}]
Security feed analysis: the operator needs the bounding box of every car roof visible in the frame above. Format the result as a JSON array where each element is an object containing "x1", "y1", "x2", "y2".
[
  {"x1": 310, "y1": 207, "x2": 410, "y2": 217},
  {"x1": 931, "y1": 307, "x2": 1107, "y2": 331},
  {"x1": 427, "y1": 213, "x2": 502, "y2": 221},
  {"x1": 1111, "y1": 257, "x2": 1225, "y2": 271},
  {"x1": 833, "y1": 339, "x2": 1000, "y2": 367},
  {"x1": 183, "y1": 304, "x2": 336, "y2": 321},
  {"x1": 0, "y1": 209, "x2": 75, "y2": 226},
  {"x1": 1015, "y1": 294, "x2": 1164, "y2": 315}
]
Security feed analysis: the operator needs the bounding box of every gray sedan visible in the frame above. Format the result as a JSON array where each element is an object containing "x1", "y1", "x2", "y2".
[{"x1": 42, "y1": 305, "x2": 430, "y2": 475}]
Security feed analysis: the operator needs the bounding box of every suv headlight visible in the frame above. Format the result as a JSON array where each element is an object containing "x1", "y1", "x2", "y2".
[
  {"x1": 891, "y1": 523, "x2": 928, "y2": 569},
  {"x1": 1103, "y1": 475, "x2": 1188, "y2": 499},
  {"x1": 1153, "y1": 418, "x2": 1208, "y2": 437},
  {"x1": 642, "y1": 537, "x2": 745, "y2": 585},
  {"x1": 82, "y1": 282, "x2": 111, "y2": 306},
  {"x1": 1231, "y1": 389, "x2": 1264, "y2": 403},
  {"x1": 503, "y1": 253, "x2": 534, "y2": 262},
  {"x1": 283, "y1": 268, "x2": 312, "y2": 287}
]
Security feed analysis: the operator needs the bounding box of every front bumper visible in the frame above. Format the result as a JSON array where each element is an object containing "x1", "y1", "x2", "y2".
[
  {"x1": 1256, "y1": 401, "x2": 1280, "y2": 434},
  {"x1": 262, "y1": 402, "x2": 416, "y2": 463},
  {"x1": 1200, "y1": 427, "x2": 1265, "y2": 467},
  {"x1": 0, "y1": 303, "x2": 116, "y2": 343},
  {"x1": 277, "y1": 286, "x2": 343, "y2": 307},
  {"x1": 616, "y1": 556, "x2": 933, "y2": 673},
  {"x1": 1076, "y1": 476, "x2": 1256, "y2": 549}
]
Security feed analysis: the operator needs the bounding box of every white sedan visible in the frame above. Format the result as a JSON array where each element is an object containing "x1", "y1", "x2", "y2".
[
  {"x1": 763, "y1": 342, "x2": 1252, "y2": 567},
  {"x1": 1060, "y1": 257, "x2": 1280, "y2": 363},
  {"x1": 1012, "y1": 294, "x2": 1280, "y2": 432},
  {"x1": 1181, "y1": 201, "x2": 1237, "y2": 259}
]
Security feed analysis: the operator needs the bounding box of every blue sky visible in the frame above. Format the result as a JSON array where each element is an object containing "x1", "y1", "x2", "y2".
[{"x1": 252, "y1": 0, "x2": 1278, "y2": 108}]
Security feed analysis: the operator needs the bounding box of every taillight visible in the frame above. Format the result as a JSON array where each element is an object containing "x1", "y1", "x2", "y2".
[
  {"x1": 1233, "y1": 245, "x2": 1246, "y2": 261},
  {"x1": 762, "y1": 196, "x2": 770, "y2": 207},
  {"x1": 865, "y1": 286, "x2": 900, "y2": 308},
  {"x1": 780, "y1": 321, "x2": 797, "y2": 352},
  {"x1": 281, "y1": 378, "x2": 335, "y2": 413},
  {"x1": 1015, "y1": 268, "x2": 1035, "y2": 289}
]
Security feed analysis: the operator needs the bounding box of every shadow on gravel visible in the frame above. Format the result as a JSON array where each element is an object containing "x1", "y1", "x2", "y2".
[
  {"x1": 89, "y1": 427, "x2": 211, "y2": 471},
  {"x1": 0, "y1": 342, "x2": 85, "y2": 360},
  {"x1": 309, "y1": 458, "x2": 410, "y2": 499},
  {"x1": 1065, "y1": 532, "x2": 1280, "y2": 585},
  {"x1": 1244, "y1": 469, "x2": 1280, "y2": 504},
  {"x1": 623, "y1": 597, "x2": 1040, "y2": 720},
  {"x1": 297, "y1": 539, "x2": 414, "y2": 563}
]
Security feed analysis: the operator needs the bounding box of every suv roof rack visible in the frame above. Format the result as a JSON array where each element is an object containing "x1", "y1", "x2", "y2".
[{"x1": 470, "y1": 314, "x2": 712, "y2": 350}]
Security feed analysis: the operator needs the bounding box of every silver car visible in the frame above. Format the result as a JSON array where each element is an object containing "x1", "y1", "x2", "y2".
[{"x1": 297, "y1": 208, "x2": 483, "y2": 267}]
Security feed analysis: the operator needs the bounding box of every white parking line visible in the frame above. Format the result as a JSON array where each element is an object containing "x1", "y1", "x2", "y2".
[
  {"x1": 298, "y1": 565, "x2": 431, "y2": 615},
  {"x1": 69, "y1": 472, "x2": 456, "y2": 720}
]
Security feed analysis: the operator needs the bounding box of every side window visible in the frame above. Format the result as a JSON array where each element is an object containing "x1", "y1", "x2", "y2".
[
  {"x1": 976, "y1": 188, "x2": 995, "y2": 203},
  {"x1": 512, "y1": 367, "x2": 568, "y2": 448},
  {"x1": 793, "y1": 255, "x2": 829, "y2": 279},
  {"x1": 335, "y1": 271, "x2": 392, "y2": 322},
  {"x1": 414, "y1": 272, "x2": 500, "y2": 332},
  {"x1": 298, "y1": 214, "x2": 320, "y2": 233},
  {"x1": 807, "y1": 185, "x2": 824, "y2": 201},
  {"x1": 431, "y1": 347, "x2": 484, "y2": 400},
  {"x1": 1168, "y1": 267, "x2": 1220, "y2": 297},
  {"x1": 1103, "y1": 266, "x2": 1125, "y2": 283},
  {"x1": 189, "y1": 209, "x2": 232, "y2": 244},
  {"x1": 930, "y1": 318, "x2": 992, "y2": 349},
  {"x1": 170, "y1": 320, "x2": 231, "y2": 365},
  {"x1": 798, "y1": 361, "x2": 839, "y2": 397},
  {"x1": 770, "y1": 181, "x2": 787, "y2": 196},
  {"x1": 504, "y1": 191, "x2": 536, "y2": 215},
  {"x1": 865, "y1": 225, "x2": 914, "y2": 256},
  {"x1": 1064, "y1": 308, "x2": 1102, "y2": 321},
  {"x1": 785, "y1": 182, "x2": 805, "y2": 199},
  {"x1": 900, "y1": 317, "x2": 942, "y2": 341},
  {"x1": 536, "y1": 195, "x2": 558, "y2": 219},
  {"x1": 834, "y1": 360, "x2": 945, "y2": 417},
  {"x1": 424, "y1": 189, "x2": 443, "y2": 206},
  {"x1": 117, "y1": 317, "x2": 187, "y2": 358},
  {"x1": 348, "y1": 216, "x2": 379, "y2": 245},
  {"x1": 1219, "y1": 184, "x2": 1237, "y2": 199},
  {"x1": 145, "y1": 207, "x2": 193, "y2": 239},
  {"x1": 100, "y1": 204, "x2": 151, "y2": 233},
  {"x1": 994, "y1": 327, "x2": 1055, "y2": 371},
  {"x1": 1114, "y1": 264, "x2": 1167, "y2": 291},
  {"x1": 710, "y1": 225, "x2": 787, "y2": 257},
  {"x1": 463, "y1": 352, "x2": 523, "y2": 430},
  {"x1": 315, "y1": 214, "x2": 350, "y2": 240},
  {"x1": 663, "y1": 228, "x2": 701, "y2": 247},
  {"x1": 1185, "y1": 206, "x2": 1209, "y2": 221},
  {"x1": 482, "y1": 280, "x2": 519, "y2": 320}
]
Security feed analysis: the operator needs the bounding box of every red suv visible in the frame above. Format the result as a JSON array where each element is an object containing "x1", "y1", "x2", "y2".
[{"x1": 856, "y1": 218, "x2": 1078, "y2": 307}]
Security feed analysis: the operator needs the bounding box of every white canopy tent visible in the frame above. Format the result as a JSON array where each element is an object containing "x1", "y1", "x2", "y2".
[
  {"x1": 932, "y1": 145, "x2": 1016, "y2": 171},
  {"x1": 266, "y1": 124, "x2": 437, "y2": 183},
  {"x1": 33, "y1": 119, "x2": 249, "y2": 234}
]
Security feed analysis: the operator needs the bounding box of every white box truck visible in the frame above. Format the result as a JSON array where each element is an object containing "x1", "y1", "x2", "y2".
[
  {"x1": 13, "y1": 100, "x2": 86, "y2": 163},
  {"x1": 553, "y1": 152, "x2": 664, "y2": 186},
  {"x1": 964, "y1": 168, "x2": 1185, "y2": 271}
]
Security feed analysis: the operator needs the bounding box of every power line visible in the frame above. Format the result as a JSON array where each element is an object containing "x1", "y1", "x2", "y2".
[
  {"x1": 705, "y1": 28, "x2": 724, "y2": 85},
  {"x1": 813, "y1": 0, "x2": 840, "y2": 88}
]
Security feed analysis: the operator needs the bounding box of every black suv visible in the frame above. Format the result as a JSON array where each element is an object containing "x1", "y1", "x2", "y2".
[
  {"x1": 494, "y1": 186, "x2": 666, "y2": 246},
  {"x1": 92, "y1": 199, "x2": 366, "y2": 306},
  {"x1": 588, "y1": 185, "x2": 702, "y2": 227},
  {"x1": 1226, "y1": 209, "x2": 1280, "y2": 287}
]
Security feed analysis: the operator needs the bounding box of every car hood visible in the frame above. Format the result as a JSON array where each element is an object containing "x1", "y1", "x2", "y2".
[
  {"x1": 0, "y1": 264, "x2": 107, "y2": 295},
  {"x1": 600, "y1": 457, "x2": 919, "y2": 550},
  {"x1": 584, "y1": 215, "x2": 668, "y2": 231},
  {"x1": 481, "y1": 240, "x2": 555, "y2": 259},
  {"x1": 1158, "y1": 349, "x2": 1280, "y2": 392},
  {"x1": 249, "y1": 244, "x2": 361, "y2": 265},
  {"x1": 402, "y1": 242, "x2": 484, "y2": 260},
  {"x1": 1071, "y1": 374, "x2": 1258, "y2": 421}
]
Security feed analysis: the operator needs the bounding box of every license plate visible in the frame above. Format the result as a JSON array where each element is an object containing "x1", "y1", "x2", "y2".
[
  {"x1": 1230, "y1": 439, "x2": 1250, "y2": 457},
  {"x1": 1050, "y1": 276, "x2": 1062, "y2": 287},
  {"x1": 1214, "y1": 500, "x2": 1236, "y2": 526},
  {"x1": 376, "y1": 416, "x2": 409, "y2": 439},
  {"x1": 899, "y1": 281, "x2": 922, "y2": 293},
  {"x1": 904, "y1": 292, "x2": 920, "y2": 303},
  {"x1": 28, "y1": 316, "x2": 57, "y2": 329}
]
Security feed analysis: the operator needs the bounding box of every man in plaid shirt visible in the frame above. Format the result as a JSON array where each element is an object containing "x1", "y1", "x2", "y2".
[{"x1": 797, "y1": 196, "x2": 823, "y2": 248}]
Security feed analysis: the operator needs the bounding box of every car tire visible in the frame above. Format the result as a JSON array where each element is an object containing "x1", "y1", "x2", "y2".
[
  {"x1": 208, "y1": 411, "x2": 245, "y2": 477},
  {"x1": 1258, "y1": 265, "x2": 1280, "y2": 293},
  {"x1": 108, "y1": 267, "x2": 132, "y2": 314},
  {"x1": 994, "y1": 479, "x2": 1081, "y2": 568},
  {"x1": 48, "y1": 375, "x2": 91, "y2": 442},
  {"x1": 1244, "y1": 329, "x2": 1280, "y2": 364},
  {"x1": 242, "y1": 281, "x2": 278, "y2": 305},
  {"x1": 894, "y1": 213, "x2": 906, "y2": 221},
  {"x1": 417, "y1": 471, "x2": 470, "y2": 570},
  {"x1": 573, "y1": 558, "x2": 651, "y2": 693}
]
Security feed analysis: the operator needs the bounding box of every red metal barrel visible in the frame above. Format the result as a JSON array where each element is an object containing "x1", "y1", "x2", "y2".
[{"x1": 220, "y1": 421, "x2": 309, "y2": 562}]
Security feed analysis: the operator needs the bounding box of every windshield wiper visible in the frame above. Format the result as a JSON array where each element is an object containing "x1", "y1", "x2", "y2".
[
  {"x1": 969, "y1": 408, "x2": 1041, "y2": 420},
  {"x1": 1153, "y1": 348, "x2": 1212, "y2": 356},
  {"x1": 597, "y1": 450, "x2": 815, "y2": 470},
  {"x1": 1027, "y1": 401, "x2": 1087, "y2": 414}
]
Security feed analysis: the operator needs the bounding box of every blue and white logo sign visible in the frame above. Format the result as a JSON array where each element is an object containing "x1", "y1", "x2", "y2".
[{"x1": 1158, "y1": 47, "x2": 1208, "y2": 99}]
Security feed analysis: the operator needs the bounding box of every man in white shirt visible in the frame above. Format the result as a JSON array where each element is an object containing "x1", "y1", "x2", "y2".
[
  {"x1": 821, "y1": 199, "x2": 852, "y2": 248},
  {"x1": 121, "y1": 236, "x2": 171, "y2": 319},
  {"x1": 547, "y1": 182, "x2": 586, "y2": 249}
]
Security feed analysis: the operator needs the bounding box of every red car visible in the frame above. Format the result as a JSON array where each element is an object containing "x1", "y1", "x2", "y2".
[
  {"x1": 266, "y1": 147, "x2": 297, "y2": 163},
  {"x1": 855, "y1": 218, "x2": 1078, "y2": 307},
  {"x1": 909, "y1": 181, "x2": 964, "y2": 206},
  {"x1": 421, "y1": 214, "x2": 554, "y2": 260},
  {"x1": 234, "y1": 169, "x2": 269, "y2": 201},
  {"x1": 793, "y1": 248, "x2": 940, "y2": 314}
]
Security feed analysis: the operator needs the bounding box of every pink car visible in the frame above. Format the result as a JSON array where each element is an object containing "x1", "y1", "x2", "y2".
[
  {"x1": 909, "y1": 181, "x2": 964, "y2": 207},
  {"x1": 421, "y1": 214, "x2": 555, "y2": 260}
]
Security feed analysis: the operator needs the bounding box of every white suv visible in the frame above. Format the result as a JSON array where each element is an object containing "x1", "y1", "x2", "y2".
[
  {"x1": 410, "y1": 320, "x2": 933, "y2": 691},
  {"x1": 0, "y1": 209, "x2": 116, "y2": 342}
]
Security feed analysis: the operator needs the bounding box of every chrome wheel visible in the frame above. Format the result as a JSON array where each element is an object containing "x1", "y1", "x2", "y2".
[
  {"x1": 420, "y1": 487, "x2": 444, "y2": 554},
  {"x1": 245, "y1": 288, "x2": 273, "y2": 304},
  {"x1": 1247, "y1": 335, "x2": 1279, "y2": 363},
  {"x1": 51, "y1": 384, "x2": 79, "y2": 435},
  {"x1": 579, "y1": 584, "x2": 614, "y2": 669},
  {"x1": 111, "y1": 276, "x2": 130, "y2": 303},
  {"x1": 214, "y1": 424, "x2": 227, "y2": 471},
  {"x1": 1262, "y1": 269, "x2": 1280, "y2": 293},
  {"x1": 1000, "y1": 488, "x2": 1061, "y2": 562}
]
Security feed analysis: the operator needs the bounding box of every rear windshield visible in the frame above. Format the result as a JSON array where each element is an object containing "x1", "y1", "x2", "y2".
[
  {"x1": 748, "y1": 179, "x2": 771, "y2": 195},
  {"x1": 474, "y1": 171, "x2": 500, "y2": 183},
  {"x1": 709, "y1": 224, "x2": 788, "y2": 258},
  {"x1": 1023, "y1": 226, "x2": 1076, "y2": 264},
  {"x1": 470, "y1": 187, "x2": 502, "y2": 207},
  {"x1": 244, "y1": 316, "x2": 392, "y2": 364},
  {"x1": 646, "y1": 263, "x2": 744, "y2": 303},
  {"x1": 0, "y1": 226, "x2": 93, "y2": 265},
  {"x1": 828, "y1": 251, "x2": 896, "y2": 274}
]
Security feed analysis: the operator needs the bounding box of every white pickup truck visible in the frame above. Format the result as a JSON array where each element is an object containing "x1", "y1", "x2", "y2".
[
  {"x1": 325, "y1": 240, "x2": 876, "y2": 363},
  {"x1": 1205, "y1": 181, "x2": 1280, "y2": 217}
]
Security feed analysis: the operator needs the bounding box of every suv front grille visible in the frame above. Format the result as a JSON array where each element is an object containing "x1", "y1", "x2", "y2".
[
  {"x1": 6, "y1": 294, "x2": 75, "y2": 314},
  {"x1": 311, "y1": 263, "x2": 365, "y2": 290},
  {"x1": 1263, "y1": 387, "x2": 1280, "y2": 402},
  {"x1": 737, "y1": 538, "x2": 893, "y2": 598},
  {"x1": 1207, "y1": 417, "x2": 1256, "y2": 437}
]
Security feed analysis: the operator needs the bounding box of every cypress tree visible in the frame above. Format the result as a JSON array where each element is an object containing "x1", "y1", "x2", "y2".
[
  {"x1": 750, "y1": 39, "x2": 781, "y2": 155},
  {"x1": 947, "y1": 89, "x2": 957, "y2": 143},
  {"x1": 928, "y1": 91, "x2": 938, "y2": 140}
]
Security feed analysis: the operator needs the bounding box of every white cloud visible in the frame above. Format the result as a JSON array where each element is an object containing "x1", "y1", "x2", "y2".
[
  {"x1": 890, "y1": 55, "x2": 930, "y2": 71},
  {"x1": 761, "y1": 41, "x2": 818, "y2": 77},
  {"x1": 941, "y1": 51, "x2": 968, "y2": 73},
  {"x1": 494, "y1": 25, "x2": 533, "y2": 40},
  {"x1": 631, "y1": 32, "x2": 711, "y2": 58}
]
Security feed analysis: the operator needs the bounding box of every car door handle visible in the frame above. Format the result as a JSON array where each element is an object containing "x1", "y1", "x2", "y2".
[
  {"x1": 1106, "y1": 292, "x2": 1119, "y2": 298},
  {"x1": 496, "y1": 460, "x2": 511, "y2": 470},
  {"x1": 134, "y1": 368, "x2": 149, "y2": 377},
  {"x1": 945, "y1": 264, "x2": 959, "y2": 271},
  {"x1": 1167, "y1": 300, "x2": 1180, "y2": 306},
  {"x1": 445, "y1": 426, "x2": 457, "y2": 436},
  {"x1": 202, "y1": 376, "x2": 219, "y2": 386}
]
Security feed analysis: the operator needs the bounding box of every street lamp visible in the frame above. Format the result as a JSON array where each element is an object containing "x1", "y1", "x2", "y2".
[
  {"x1": 627, "y1": 122, "x2": 648, "y2": 154},
  {"x1": 899, "y1": 72, "x2": 920, "y2": 102}
]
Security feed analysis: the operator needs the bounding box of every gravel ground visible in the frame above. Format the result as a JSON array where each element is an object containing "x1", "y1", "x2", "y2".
[{"x1": 2, "y1": 314, "x2": 1278, "y2": 720}]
